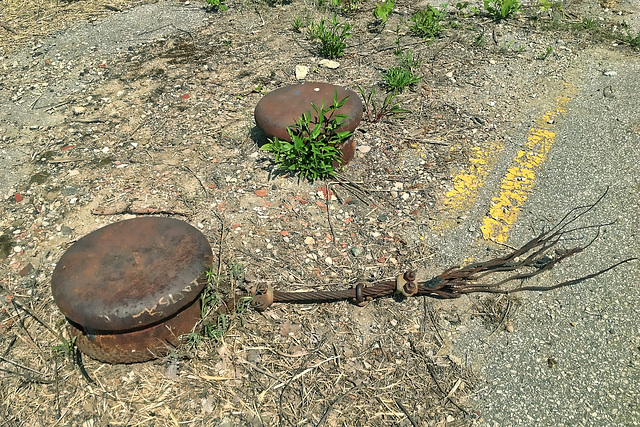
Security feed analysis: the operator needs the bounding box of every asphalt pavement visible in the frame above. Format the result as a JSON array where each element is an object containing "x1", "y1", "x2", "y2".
[{"x1": 441, "y1": 49, "x2": 640, "y2": 426}]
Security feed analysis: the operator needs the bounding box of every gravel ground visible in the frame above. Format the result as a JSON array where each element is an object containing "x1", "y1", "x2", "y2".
[{"x1": 1, "y1": 0, "x2": 639, "y2": 425}]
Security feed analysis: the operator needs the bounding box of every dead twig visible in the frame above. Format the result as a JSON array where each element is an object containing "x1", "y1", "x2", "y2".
[{"x1": 395, "y1": 398, "x2": 419, "y2": 427}]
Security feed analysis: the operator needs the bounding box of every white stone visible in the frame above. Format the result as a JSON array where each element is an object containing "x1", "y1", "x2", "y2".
[
  {"x1": 295, "y1": 65, "x2": 309, "y2": 80},
  {"x1": 319, "y1": 59, "x2": 340, "y2": 69}
]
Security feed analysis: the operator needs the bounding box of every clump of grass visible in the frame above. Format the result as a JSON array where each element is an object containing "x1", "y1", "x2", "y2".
[
  {"x1": 383, "y1": 66, "x2": 421, "y2": 93},
  {"x1": 308, "y1": 14, "x2": 353, "y2": 58},
  {"x1": 323, "y1": 0, "x2": 361, "y2": 14},
  {"x1": 484, "y1": 0, "x2": 521, "y2": 21},
  {"x1": 621, "y1": 22, "x2": 640, "y2": 49},
  {"x1": 186, "y1": 263, "x2": 250, "y2": 349},
  {"x1": 358, "y1": 86, "x2": 410, "y2": 123},
  {"x1": 409, "y1": 6, "x2": 445, "y2": 39},
  {"x1": 537, "y1": 45, "x2": 554, "y2": 60},
  {"x1": 382, "y1": 50, "x2": 422, "y2": 93}
]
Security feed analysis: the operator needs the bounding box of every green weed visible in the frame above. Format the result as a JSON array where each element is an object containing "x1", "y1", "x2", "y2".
[
  {"x1": 575, "y1": 17, "x2": 599, "y2": 30},
  {"x1": 383, "y1": 66, "x2": 421, "y2": 93},
  {"x1": 205, "y1": 0, "x2": 227, "y2": 12},
  {"x1": 474, "y1": 32, "x2": 486, "y2": 46},
  {"x1": 261, "y1": 91, "x2": 353, "y2": 181},
  {"x1": 453, "y1": 1, "x2": 480, "y2": 16},
  {"x1": 409, "y1": 6, "x2": 445, "y2": 39},
  {"x1": 308, "y1": 15, "x2": 353, "y2": 58},
  {"x1": 484, "y1": 0, "x2": 521, "y2": 21},
  {"x1": 291, "y1": 17, "x2": 303, "y2": 32},
  {"x1": 537, "y1": 46, "x2": 554, "y2": 60},
  {"x1": 373, "y1": 0, "x2": 394, "y2": 23},
  {"x1": 52, "y1": 336, "x2": 77, "y2": 359},
  {"x1": 320, "y1": 0, "x2": 361, "y2": 14},
  {"x1": 621, "y1": 23, "x2": 640, "y2": 49},
  {"x1": 358, "y1": 86, "x2": 410, "y2": 123},
  {"x1": 186, "y1": 264, "x2": 249, "y2": 349},
  {"x1": 383, "y1": 50, "x2": 421, "y2": 93}
]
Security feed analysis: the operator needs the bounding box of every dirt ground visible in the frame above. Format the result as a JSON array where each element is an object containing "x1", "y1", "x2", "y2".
[{"x1": 0, "y1": 0, "x2": 638, "y2": 425}]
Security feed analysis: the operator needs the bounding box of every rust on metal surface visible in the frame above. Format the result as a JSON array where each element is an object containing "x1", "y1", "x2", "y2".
[
  {"x1": 254, "y1": 81, "x2": 363, "y2": 144},
  {"x1": 51, "y1": 216, "x2": 213, "y2": 363},
  {"x1": 69, "y1": 301, "x2": 202, "y2": 364}
]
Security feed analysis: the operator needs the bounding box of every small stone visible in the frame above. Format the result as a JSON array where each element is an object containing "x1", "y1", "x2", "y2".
[
  {"x1": 254, "y1": 189, "x2": 267, "y2": 197},
  {"x1": 318, "y1": 59, "x2": 340, "y2": 69},
  {"x1": 401, "y1": 192, "x2": 410, "y2": 201},
  {"x1": 325, "y1": 257, "x2": 333, "y2": 265},
  {"x1": 603, "y1": 70, "x2": 617, "y2": 76},
  {"x1": 304, "y1": 236, "x2": 315, "y2": 245},
  {"x1": 394, "y1": 182, "x2": 403, "y2": 190},
  {"x1": 295, "y1": 65, "x2": 309, "y2": 80},
  {"x1": 19, "y1": 263, "x2": 34, "y2": 276},
  {"x1": 13, "y1": 246, "x2": 22, "y2": 253},
  {"x1": 68, "y1": 169, "x2": 80, "y2": 176},
  {"x1": 72, "y1": 106, "x2": 86, "y2": 115},
  {"x1": 489, "y1": 59, "x2": 496, "y2": 64},
  {"x1": 357, "y1": 145, "x2": 371, "y2": 153},
  {"x1": 350, "y1": 246, "x2": 362, "y2": 256}
]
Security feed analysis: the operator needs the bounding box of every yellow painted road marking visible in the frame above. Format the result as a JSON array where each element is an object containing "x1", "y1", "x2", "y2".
[
  {"x1": 481, "y1": 83, "x2": 577, "y2": 243},
  {"x1": 443, "y1": 140, "x2": 504, "y2": 215}
]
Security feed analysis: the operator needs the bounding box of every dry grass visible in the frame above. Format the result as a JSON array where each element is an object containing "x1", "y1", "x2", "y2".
[{"x1": 1, "y1": 0, "x2": 613, "y2": 424}]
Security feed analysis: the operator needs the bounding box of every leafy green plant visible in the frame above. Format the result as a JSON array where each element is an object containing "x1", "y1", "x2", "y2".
[
  {"x1": 261, "y1": 91, "x2": 353, "y2": 181},
  {"x1": 186, "y1": 264, "x2": 249, "y2": 349},
  {"x1": 574, "y1": 17, "x2": 598, "y2": 30},
  {"x1": 205, "y1": 0, "x2": 227, "y2": 12},
  {"x1": 537, "y1": 45, "x2": 554, "y2": 60},
  {"x1": 324, "y1": 0, "x2": 361, "y2": 13},
  {"x1": 373, "y1": 0, "x2": 394, "y2": 23},
  {"x1": 484, "y1": 0, "x2": 521, "y2": 21},
  {"x1": 383, "y1": 49, "x2": 422, "y2": 93},
  {"x1": 621, "y1": 23, "x2": 640, "y2": 49},
  {"x1": 292, "y1": 17, "x2": 303, "y2": 32},
  {"x1": 308, "y1": 15, "x2": 353, "y2": 58},
  {"x1": 53, "y1": 335, "x2": 77, "y2": 359},
  {"x1": 409, "y1": 6, "x2": 445, "y2": 39},
  {"x1": 474, "y1": 32, "x2": 487, "y2": 46},
  {"x1": 397, "y1": 49, "x2": 421, "y2": 69},
  {"x1": 383, "y1": 66, "x2": 421, "y2": 93},
  {"x1": 357, "y1": 86, "x2": 410, "y2": 123}
]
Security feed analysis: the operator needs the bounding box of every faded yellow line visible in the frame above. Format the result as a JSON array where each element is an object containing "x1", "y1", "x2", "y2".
[
  {"x1": 442, "y1": 140, "x2": 504, "y2": 218},
  {"x1": 480, "y1": 83, "x2": 577, "y2": 243}
]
